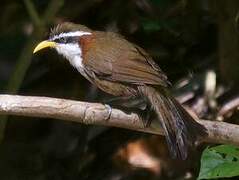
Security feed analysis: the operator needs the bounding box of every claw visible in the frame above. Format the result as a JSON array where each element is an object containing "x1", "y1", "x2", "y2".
[{"x1": 104, "y1": 104, "x2": 112, "y2": 120}]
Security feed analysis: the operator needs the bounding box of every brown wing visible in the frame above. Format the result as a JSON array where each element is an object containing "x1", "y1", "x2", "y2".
[{"x1": 83, "y1": 31, "x2": 169, "y2": 87}]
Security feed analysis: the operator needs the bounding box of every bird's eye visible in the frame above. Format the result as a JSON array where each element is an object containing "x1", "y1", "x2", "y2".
[
  {"x1": 53, "y1": 37, "x2": 67, "y2": 44},
  {"x1": 60, "y1": 37, "x2": 67, "y2": 43}
]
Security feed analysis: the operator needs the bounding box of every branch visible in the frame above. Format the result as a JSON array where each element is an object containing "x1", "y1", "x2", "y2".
[{"x1": 0, "y1": 94, "x2": 239, "y2": 146}]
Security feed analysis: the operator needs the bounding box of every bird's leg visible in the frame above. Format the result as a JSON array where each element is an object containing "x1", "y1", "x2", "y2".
[
  {"x1": 104, "y1": 104, "x2": 112, "y2": 121},
  {"x1": 103, "y1": 96, "x2": 153, "y2": 128},
  {"x1": 103, "y1": 96, "x2": 147, "y2": 110}
]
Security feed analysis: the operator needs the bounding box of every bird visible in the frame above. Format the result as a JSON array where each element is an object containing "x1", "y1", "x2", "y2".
[{"x1": 33, "y1": 22, "x2": 207, "y2": 159}]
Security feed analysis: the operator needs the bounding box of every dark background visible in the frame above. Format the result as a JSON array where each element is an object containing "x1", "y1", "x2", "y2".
[{"x1": 0, "y1": 0, "x2": 239, "y2": 179}]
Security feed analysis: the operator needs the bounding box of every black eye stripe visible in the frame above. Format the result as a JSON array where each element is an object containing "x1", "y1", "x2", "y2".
[
  {"x1": 54, "y1": 37, "x2": 66, "y2": 43},
  {"x1": 53, "y1": 36, "x2": 78, "y2": 44}
]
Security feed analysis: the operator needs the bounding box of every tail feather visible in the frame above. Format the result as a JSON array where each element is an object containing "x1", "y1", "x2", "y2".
[{"x1": 139, "y1": 86, "x2": 207, "y2": 159}]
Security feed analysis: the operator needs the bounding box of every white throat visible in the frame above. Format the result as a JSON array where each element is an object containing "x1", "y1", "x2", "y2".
[
  {"x1": 56, "y1": 43, "x2": 84, "y2": 70},
  {"x1": 54, "y1": 31, "x2": 92, "y2": 76}
]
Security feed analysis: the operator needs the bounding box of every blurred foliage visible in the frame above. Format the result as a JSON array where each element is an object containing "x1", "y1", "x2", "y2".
[
  {"x1": 198, "y1": 145, "x2": 239, "y2": 179},
  {"x1": 0, "y1": 0, "x2": 239, "y2": 179}
]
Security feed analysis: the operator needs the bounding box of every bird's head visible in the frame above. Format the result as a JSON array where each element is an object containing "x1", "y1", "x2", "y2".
[{"x1": 33, "y1": 22, "x2": 92, "y2": 63}]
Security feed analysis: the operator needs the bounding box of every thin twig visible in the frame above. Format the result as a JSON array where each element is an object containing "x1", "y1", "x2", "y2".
[
  {"x1": 23, "y1": 0, "x2": 43, "y2": 28},
  {"x1": 218, "y1": 96, "x2": 239, "y2": 118}
]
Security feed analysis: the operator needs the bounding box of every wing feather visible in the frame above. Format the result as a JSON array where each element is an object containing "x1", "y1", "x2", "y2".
[{"x1": 83, "y1": 31, "x2": 169, "y2": 87}]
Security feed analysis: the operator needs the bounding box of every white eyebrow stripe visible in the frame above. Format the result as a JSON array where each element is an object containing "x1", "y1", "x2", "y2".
[{"x1": 51, "y1": 31, "x2": 92, "y2": 40}]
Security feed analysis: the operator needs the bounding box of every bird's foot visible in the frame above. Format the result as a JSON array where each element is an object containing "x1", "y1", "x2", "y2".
[{"x1": 104, "y1": 104, "x2": 112, "y2": 121}]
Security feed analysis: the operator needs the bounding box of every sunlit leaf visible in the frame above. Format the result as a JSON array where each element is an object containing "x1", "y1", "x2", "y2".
[{"x1": 198, "y1": 145, "x2": 239, "y2": 179}]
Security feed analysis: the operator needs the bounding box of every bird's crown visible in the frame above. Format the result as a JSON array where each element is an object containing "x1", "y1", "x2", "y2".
[
  {"x1": 48, "y1": 22, "x2": 92, "y2": 44},
  {"x1": 50, "y1": 22, "x2": 92, "y2": 39}
]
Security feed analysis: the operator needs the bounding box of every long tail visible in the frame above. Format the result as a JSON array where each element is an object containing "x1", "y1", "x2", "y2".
[{"x1": 139, "y1": 86, "x2": 207, "y2": 160}]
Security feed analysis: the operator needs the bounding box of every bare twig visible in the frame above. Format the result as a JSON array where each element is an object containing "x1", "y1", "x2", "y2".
[
  {"x1": 23, "y1": 0, "x2": 43, "y2": 28},
  {"x1": 0, "y1": 94, "x2": 239, "y2": 146},
  {"x1": 218, "y1": 96, "x2": 239, "y2": 118}
]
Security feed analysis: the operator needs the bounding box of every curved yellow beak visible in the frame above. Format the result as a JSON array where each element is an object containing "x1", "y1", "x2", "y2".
[{"x1": 33, "y1": 40, "x2": 56, "y2": 54}]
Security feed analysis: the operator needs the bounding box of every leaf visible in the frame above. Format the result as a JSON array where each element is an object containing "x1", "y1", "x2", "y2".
[
  {"x1": 198, "y1": 145, "x2": 239, "y2": 179},
  {"x1": 212, "y1": 144, "x2": 239, "y2": 157}
]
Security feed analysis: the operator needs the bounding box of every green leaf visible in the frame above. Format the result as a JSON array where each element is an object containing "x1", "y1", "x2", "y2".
[
  {"x1": 198, "y1": 145, "x2": 239, "y2": 179},
  {"x1": 212, "y1": 145, "x2": 239, "y2": 157}
]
